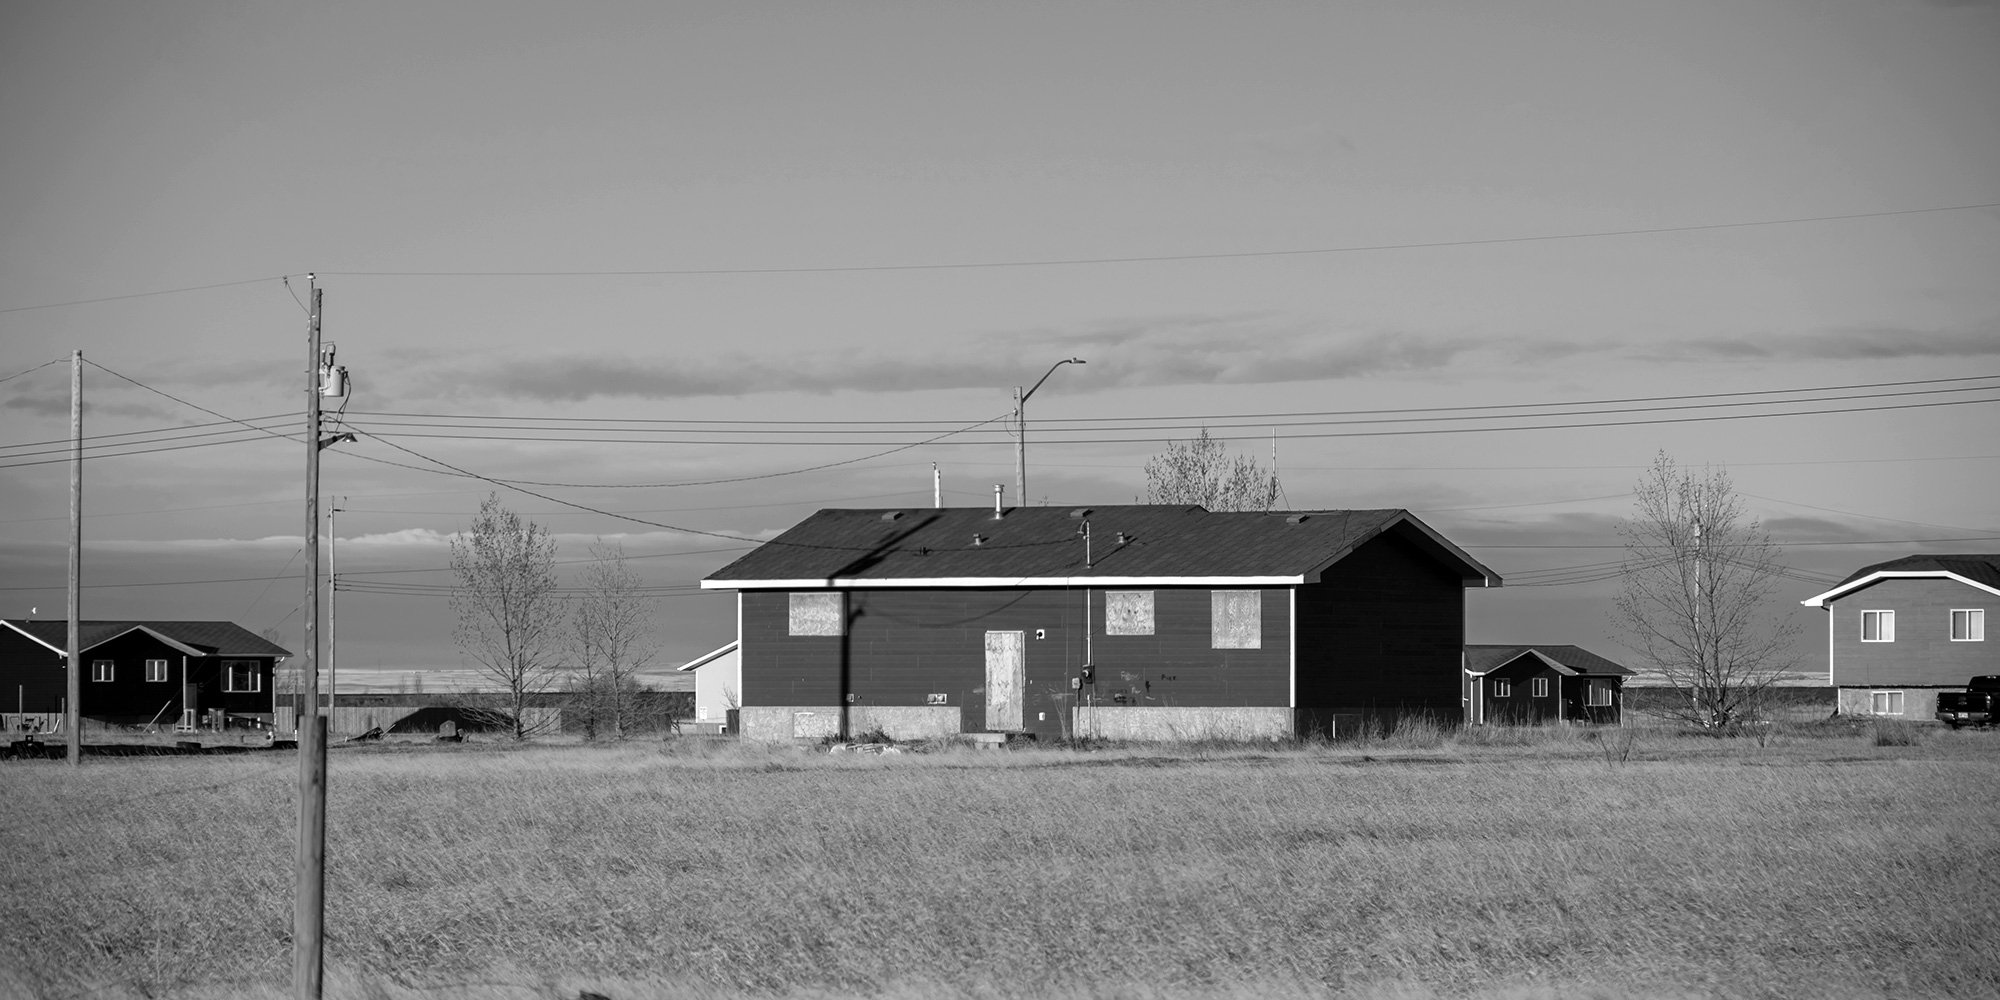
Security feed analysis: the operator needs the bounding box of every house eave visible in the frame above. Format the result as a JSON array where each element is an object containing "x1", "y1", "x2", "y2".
[
  {"x1": 1801, "y1": 570, "x2": 2000, "y2": 608},
  {"x1": 701, "y1": 575, "x2": 1309, "y2": 590}
]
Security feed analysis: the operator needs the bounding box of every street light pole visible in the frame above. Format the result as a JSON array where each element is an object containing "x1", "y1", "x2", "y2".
[{"x1": 1014, "y1": 357, "x2": 1084, "y2": 507}]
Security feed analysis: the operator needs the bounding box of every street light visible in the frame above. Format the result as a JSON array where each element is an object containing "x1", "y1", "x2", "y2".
[{"x1": 1014, "y1": 357, "x2": 1084, "y2": 508}]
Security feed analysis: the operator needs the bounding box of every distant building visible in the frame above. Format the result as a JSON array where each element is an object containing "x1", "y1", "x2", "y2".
[
  {"x1": 1463, "y1": 644, "x2": 1632, "y2": 725},
  {"x1": 1, "y1": 620, "x2": 289, "y2": 732},
  {"x1": 675, "y1": 639, "x2": 740, "y2": 733},
  {"x1": 701, "y1": 505, "x2": 1500, "y2": 741},
  {"x1": 1801, "y1": 554, "x2": 1998, "y2": 719}
]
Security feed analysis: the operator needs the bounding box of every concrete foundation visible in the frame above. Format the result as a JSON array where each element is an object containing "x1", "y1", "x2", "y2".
[
  {"x1": 1073, "y1": 706, "x2": 1293, "y2": 741},
  {"x1": 738, "y1": 705, "x2": 962, "y2": 742},
  {"x1": 1836, "y1": 686, "x2": 1944, "y2": 720}
]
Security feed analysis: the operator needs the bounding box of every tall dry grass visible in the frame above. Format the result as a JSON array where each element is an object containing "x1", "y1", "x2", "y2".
[{"x1": 2, "y1": 731, "x2": 1997, "y2": 1000}]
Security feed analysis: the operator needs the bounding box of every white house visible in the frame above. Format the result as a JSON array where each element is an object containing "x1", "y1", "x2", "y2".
[{"x1": 676, "y1": 639, "x2": 740, "y2": 733}]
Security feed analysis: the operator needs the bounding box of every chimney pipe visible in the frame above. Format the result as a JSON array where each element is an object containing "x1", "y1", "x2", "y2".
[{"x1": 994, "y1": 484, "x2": 1005, "y2": 519}]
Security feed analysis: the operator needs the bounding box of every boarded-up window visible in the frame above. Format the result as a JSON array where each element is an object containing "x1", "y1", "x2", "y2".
[
  {"x1": 1211, "y1": 590, "x2": 1261, "y2": 649},
  {"x1": 1588, "y1": 681, "x2": 1613, "y2": 707},
  {"x1": 788, "y1": 592, "x2": 844, "y2": 636},
  {"x1": 1104, "y1": 591, "x2": 1155, "y2": 635}
]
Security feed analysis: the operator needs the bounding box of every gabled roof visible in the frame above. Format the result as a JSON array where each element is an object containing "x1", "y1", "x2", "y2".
[
  {"x1": 701, "y1": 506, "x2": 1499, "y2": 589},
  {"x1": 1465, "y1": 644, "x2": 1633, "y2": 677},
  {"x1": 1799, "y1": 554, "x2": 2000, "y2": 608},
  {"x1": 0, "y1": 620, "x2": 292, "y2": 658},
  {"x1": 675, "y1": 639, "x2": 739, "y2": 672}
]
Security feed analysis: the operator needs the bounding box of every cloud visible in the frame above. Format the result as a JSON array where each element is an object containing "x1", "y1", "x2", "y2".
[
  {"x1": 418, "y1": 314, "x2": 1596, "y2": 404},
  {"x1": 1662, "y1": 325, "x2": 2000, "y2": 362}
]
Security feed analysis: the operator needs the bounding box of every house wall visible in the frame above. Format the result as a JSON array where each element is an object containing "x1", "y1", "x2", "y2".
[
  {"x1": 1827, "y1": 580, "x2": 1997, "y2": 688},
  {"x1": 1472, "y1": 665, "x2": 1622, "y2": 726},
  {"x1": 691, "y1": 649, "x2": 741, "y2": 727},
  {"x1": 1293, "y1": 530, "x2": 1467, "y2": 734},
  {"x1": 0, "y1": 629, "x2": 66, "y2": 714},
  {"x1": 738, "y1": 585, "x2": 1290, "y2": 741}
]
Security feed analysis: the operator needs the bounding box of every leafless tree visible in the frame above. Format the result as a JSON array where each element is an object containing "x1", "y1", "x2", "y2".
[
  {"x1": 450, "y1": 494, "x2": 562, "y2": 740},
  {"x1": 1141, "y1": 428, "x2": 1282, "y2": 511},
  {"x1": 1613, "y1": 452, "x2": 1799, "y2": 728},
  {"x1": 569, "y1": 538, "x2": 657, "y2": 738}
]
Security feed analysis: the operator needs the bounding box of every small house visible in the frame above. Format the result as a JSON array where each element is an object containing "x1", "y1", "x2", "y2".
[
  {"x1": 0, "y1": 619, "x2": 290, "y2": 732},
  {"x1": 1464, "y1": 644, "x2": 1631, "y2": 725},
  {"x1": 1800, "y1": 554, "x2": 1998, "y2": 719}
]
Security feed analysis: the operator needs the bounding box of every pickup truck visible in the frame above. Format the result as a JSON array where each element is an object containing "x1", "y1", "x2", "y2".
[{"x1": 1936, "y1": 675, "x2": 2000, "y2": 728}]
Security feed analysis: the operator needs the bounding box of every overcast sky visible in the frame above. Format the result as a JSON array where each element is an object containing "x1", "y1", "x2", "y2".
[{"x1": 3, "y1": 0, "x2": 1996, "y2": 680}]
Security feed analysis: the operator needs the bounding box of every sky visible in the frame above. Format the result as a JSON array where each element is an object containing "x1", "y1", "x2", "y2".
[{"x1": 3, "y1": 0, "x2": 1997, "y2": 685}]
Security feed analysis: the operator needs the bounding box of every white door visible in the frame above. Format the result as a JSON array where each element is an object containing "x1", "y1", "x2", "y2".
[{"x1": 984, "y1": 631, "x2": 1025, "y2": 732}]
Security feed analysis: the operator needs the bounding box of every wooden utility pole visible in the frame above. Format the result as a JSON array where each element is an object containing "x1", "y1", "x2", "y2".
[
  {"x1": 293, "y1": 283, "x2": 327, "y2": 1000},
  {"x1": 66, "y1": 350, "x2": 81, "y2": 765}
]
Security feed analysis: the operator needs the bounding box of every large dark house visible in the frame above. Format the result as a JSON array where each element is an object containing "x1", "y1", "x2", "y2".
[
  {"x1": 700, "y1": 505, "x2": 1500, "y2": 741},
  {"x1": 1, "y1": 620, "x2": 290, "y2": 731}
]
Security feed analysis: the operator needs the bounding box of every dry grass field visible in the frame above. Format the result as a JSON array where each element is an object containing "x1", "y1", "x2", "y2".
[{"x1": 2, "y1": 721, "x2": 1997, "y2": 1000}]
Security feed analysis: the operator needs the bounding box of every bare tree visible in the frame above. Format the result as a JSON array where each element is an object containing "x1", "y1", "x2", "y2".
[
  {"x1": 1613, "y1": 452, "x2": 1799, "y2": 728},
  {"x1": 1141, "y1": 428, "x2": 1282, "y2": 511},
  {"x1": 569, "y1": 538, "x2": 657, "y2": 739},
  {"x1": 450, "y1": 494, "x2": 562, "y2": 740}
]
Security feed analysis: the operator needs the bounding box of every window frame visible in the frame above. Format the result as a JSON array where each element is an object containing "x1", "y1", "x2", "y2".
[
  {"x1": 145, "y1": 658, "x2": 169, "y2": 683},
  {"x1": 1531, "y1": 677, "x2": 1549, "y2": 698},
  {"x1": 1491, "y1": 679, "x2": 1512, "y2": 699},
  {"x1": 1210, "y1": 590, "x2": 1262, "y2": 649},
  {"x1": 786, "y1": 592, "x2": 845, "y2": 636},
  {"x1": 1860, "y1": 609, "x2": 1895, "y2": 643},
  {"x1": 222, "y1": 660, "x2": 262, "y2": 694},
  {"x1": 1104, "y1": 591, "x2": 1156, "y2": 636},
  {"x1": 1951, "y1": 609, "x2": 1985, "y2": 642},
  {"x1": 1869, "y1": 690, "x2": 1905, "y2": 716},
  {"x1": 91, "y1": 659, "x2": 115, "y2": 683},
  {"x1": 1587, "y1": 681, "x2": 1613, "y2": 708}
]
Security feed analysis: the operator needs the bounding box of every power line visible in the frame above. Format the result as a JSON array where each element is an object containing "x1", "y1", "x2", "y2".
[
  {"x1": 0, "y1": 275, "x2": 288, "y2": 316},
  {"x1": 341, "y1": 372, "x2": 2000, "y2": 430},
  {"x1": 0, "y1": 358, "x2": 67, "y2": 384},
  {"x1": 340, "y1": 392, "x2": 2000, "y2": 447},
  {"x1": 316, "y1": 202, "x2": 2000, "y2": 278}
]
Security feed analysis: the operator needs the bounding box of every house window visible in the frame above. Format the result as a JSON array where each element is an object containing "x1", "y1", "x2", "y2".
[
  {"x1": 1104, "y1": 591, "x2": 1155, "y2": 635},
  {"x1": 1588, "y1": 682, "x2": 1613, "y2": 708},
  {"x1": 788, "y1": 592, "x2": 844, "y2": 636},
  {"x1": 1210, "y1": 590, "x2": 1261, "y2": 649},
  {"x1": 1492, "y1": 679, "x2": 1512, "y2": 698},
  {"x1": 1531, "y1": 677, "x2": 1549, "y2": 698},
  {"x1": 145, "y1": 659, "x2": 169, "y2": 682},
  {"x1": 91, "y1": 660, "x2": 114, "y2": 683},
  {"x1": 1870, "y1": 690, "x2": 1904, "y2": 715},
  {"x1": 1860, "y1": 610, "x2": 1894, "y2": 642},
  {"x1": 223, "y1": 660, "x2": 261, "y2": 693},
  {"x1": 1951, "y1": 609, "x2": 1985, "y2": 642}
]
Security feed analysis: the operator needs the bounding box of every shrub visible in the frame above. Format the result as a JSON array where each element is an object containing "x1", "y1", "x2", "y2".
[{"x1": 1870, "y1": 720, "x2": 1922, "y2": 747}]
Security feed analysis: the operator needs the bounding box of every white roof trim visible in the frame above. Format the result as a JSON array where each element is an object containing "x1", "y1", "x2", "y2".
[
  {"x1": 702, "y1": 575, "x2": 1308, "y2": 590},
  {"x1": 1800, "y1": 570, "x2": 2000, "y2": 608},
  {"x1": 1465, "y1": 649, "x2": 1583, "y2": 677},
  {"x1": 675, "y1": 639, "x2": 740, "y2": 672},
  {"x1": 0, "y1": 619, "x2": 67, "y2": 657}
]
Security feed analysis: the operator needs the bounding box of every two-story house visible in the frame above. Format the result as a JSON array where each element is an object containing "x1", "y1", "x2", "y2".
[{"x1": 1800, "y1": 555, "x2": 1998, "y2": 719}]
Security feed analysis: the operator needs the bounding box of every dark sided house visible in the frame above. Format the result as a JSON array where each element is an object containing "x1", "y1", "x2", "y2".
[
  {"x1": 0, "y1": 620, "x2": 289, "y2": 732},
  {"x1": 699, "y1": 505, "x2": 1500, "y2": 741},
  {"x1": 1464, "y1": 644, "x2": 1631, "y2": 726},
  {"x1": 1800, "y1": 554, "x2": 1999, "y2": 720}
]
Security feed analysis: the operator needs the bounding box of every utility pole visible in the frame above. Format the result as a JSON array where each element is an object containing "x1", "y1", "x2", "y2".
[
  {"x1": 66, "y1": 350, "x2": 81, "y2": 766},
  {"x1": 294, "y1": 281, "x2": 327, "y2": 1000},
  {"x1": 327, "y1": 501, "x2": 340, "y2": 722},
  {"x1": 1013, "y1": 357, "x2": 1084, "y2": 507}
]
